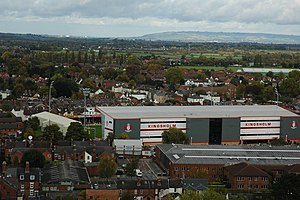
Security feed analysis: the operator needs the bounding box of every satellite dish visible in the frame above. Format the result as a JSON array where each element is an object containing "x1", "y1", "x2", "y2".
[{"x1": 28, "y1": 135, "x2": 33, "y2": 140}]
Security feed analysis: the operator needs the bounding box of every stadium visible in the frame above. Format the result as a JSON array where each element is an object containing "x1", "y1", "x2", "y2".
[{"x1": 98, "y1": 105, "x2": 300, "y2": 145}]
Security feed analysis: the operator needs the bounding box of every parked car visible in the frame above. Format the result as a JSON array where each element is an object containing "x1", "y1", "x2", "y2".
[{"x1": 135, "y1": 169, "x2": 142, "y2": 177}]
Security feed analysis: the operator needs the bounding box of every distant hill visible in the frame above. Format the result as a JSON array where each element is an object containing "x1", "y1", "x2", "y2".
[{"x1": 137, "y1": 31, "x2": 300, "y2": 44}]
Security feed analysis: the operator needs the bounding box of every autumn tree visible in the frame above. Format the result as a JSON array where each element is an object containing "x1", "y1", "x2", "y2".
[
  {"x1": 97, "y1": 153, "x2": 118, "y2": 180},
  {"x1": 187, "y1": 168, "x2": 209, "y2": 179},
  {"x1": 165, "y1": 67, "x2": 183, "y2": 85},
  {"x1": 119, "y1": 133, "x2": 129, "y2": 139},
  {"x1": 162, "y1": 128, "x2": 189, "y2": 144},
  {"x1": 180, "y1": 190, "x2": 226, "y2": 200}
]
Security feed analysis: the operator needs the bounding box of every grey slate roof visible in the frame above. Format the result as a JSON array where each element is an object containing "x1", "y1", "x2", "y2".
[
  {"x1": 42, "y1": 160, "x2": 90, "y2": 184},
  {"x1": 98, "y1": 105, "x2": 297, "y2": 119},
  {"x1": 157, "y1": 144, "x2": 300, "y2": 166}
]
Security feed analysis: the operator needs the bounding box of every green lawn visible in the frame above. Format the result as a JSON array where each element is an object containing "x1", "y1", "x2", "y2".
[
  {"x1": 87, "y1": 124, "x2": 102, "y2": 139},
  {"x1": 179, "y1": 65, "x2": 242, "y2": 71}
]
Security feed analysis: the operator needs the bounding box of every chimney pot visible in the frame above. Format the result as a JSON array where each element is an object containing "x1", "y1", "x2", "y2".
[
  {"x1": 2, "y1": 161, "x2": 7, "y2": 176},
  {"x1": 25, "y1": 161, "x2": 30, "y2": 173}
]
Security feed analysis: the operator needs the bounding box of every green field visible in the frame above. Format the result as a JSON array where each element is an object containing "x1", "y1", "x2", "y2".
[
  {"x1": 179, "y1": 65, "x2": 242, "y2": 71},
  {"x1": 87, "y1": 124, "x2": 102, "y2": 139}
]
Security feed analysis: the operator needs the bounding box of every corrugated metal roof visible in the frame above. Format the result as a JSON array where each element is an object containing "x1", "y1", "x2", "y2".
[
  {"x1": 157, "y1": 144, "x2": 300, "y2": 165},
  {"x1": 98, "y1": 105, "x2": 297, "y2": 119}
]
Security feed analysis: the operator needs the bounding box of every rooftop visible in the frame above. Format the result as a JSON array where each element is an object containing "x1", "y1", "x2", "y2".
[
  {"x1": 98, "y1": 105, "x2": 297, "y2": 119},
  {"x1": 42, "y1": 160, "x2": 90, "y2": 184},
  {"x1": 32, "y1": 111, "x2": 79, "y2": 126},
  {"x1": 157, "y1": 144, "x2": 300, "y2": 166}
]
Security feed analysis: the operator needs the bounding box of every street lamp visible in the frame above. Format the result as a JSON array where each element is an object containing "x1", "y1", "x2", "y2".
[
  {"x1": 83, "y1": 88, "x2": 90, "y2": 132},
  {"x1": 209, "y1": 76, "x2": 214, "y2": 106},
  {"x1": 275, "y1": 87, "x2": 279, "y2": 106},
  {"x1": 49, "y1": 81, "x2": 54, "y2": 113}
]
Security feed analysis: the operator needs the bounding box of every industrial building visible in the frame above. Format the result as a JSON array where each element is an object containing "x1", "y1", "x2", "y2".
[
  {"x1": 155, "y1": 144, "x2": 300, "y2": 190},
  {"x1": 98, "y1": 105, "x2": 300, "y2": 145}
]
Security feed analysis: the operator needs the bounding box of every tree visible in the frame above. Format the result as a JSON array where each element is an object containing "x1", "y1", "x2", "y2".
[
  {"x1": 125, "y1": 157, "x2": 139, "y2": 177},
  {"x1": 119, "y1": 133, "x2": 129, "y2": 139},
  {"x1": 65, "y1": 122, "x2": 89, "y2": 141},
  {"x1": 97, "y1": 153, "x2": 118, "y2": 180},
  {"x1": 165, "y1": 67, "x2": 183, "y2": 85},
  {"x1": 261, "y1": 85, "x2": 275, "y2": 103},
  {"x1": 77, "y1": 51, "x2": 82, "y2": 63},
  {"x1": 26, "y1": 117, "x2": 40, "y2": 131},
  {"x1": 21, "y1": 149, "x2": 45, "y2": 168},
  {"x1": 122, "y1": 192, "x2": 135, "y2": 200},
  {"x1": 271, "y1": 173, "x2": 300, "y2": 200},
  {"x1": 279, "y1": 78, "x2": 300, "y2": 99},
  {"x1": 269, "y1": 137, "x2": 287, "y2": 146},
  {"x1": 24, "y1": 127, "x2": 35, "y2": 140},
  {"x1": 187, "y1": 168, "x2": 209, "y2": 179},
  {"x1": 53, "y1": 78, "x2": 79, "y2": 98},
  {"x1": 106, "y1": 132, "x2": 115, "y2": 146},
  {"x1": 162, "y1": 128, "x2": 189, "y2": 144},
  {"x1": 180, "y1": 190, "x2": 225, "y2": 200},
  {"x1": 43, "y1": 124, "x2": 64, "y2": 144}
]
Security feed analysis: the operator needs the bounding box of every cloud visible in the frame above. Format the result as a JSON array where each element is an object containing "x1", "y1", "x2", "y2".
[{"x1": 0, "y1": 0, "x2": 299, "y2": 36}]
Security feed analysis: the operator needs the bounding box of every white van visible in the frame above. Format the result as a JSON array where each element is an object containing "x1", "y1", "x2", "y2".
[{"x1": 135, "y1": 169, "x2": 142, "y2": 177}]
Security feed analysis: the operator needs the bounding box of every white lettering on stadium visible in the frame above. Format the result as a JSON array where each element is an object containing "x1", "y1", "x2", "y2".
[{"x1": 245, "y1": 122, "x2": 272, "y2": 127}]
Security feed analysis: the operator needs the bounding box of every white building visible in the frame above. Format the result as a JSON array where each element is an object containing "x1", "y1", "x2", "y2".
[{"x1": 33, "y1": 111, "x2": 80, "y2": 136}]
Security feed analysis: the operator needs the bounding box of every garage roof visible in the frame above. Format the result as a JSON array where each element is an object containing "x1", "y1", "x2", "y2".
[{"x1": 98, "y1": 105, "x2": 297, "y2": 119}]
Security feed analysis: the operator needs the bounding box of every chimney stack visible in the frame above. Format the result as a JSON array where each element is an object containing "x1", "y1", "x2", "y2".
[
  {"x1": 2, "y1": 161, "x2": 7, "y2": 177},
  {"x1": 25, "y1": 161, "x2": 30, "y2": 174}
]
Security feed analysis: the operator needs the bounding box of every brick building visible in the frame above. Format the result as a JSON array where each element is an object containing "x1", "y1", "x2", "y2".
[
  {"x1": 42, "y1": 160, "x2": 91, "y2": 197},
  {"x1": 0, "y1": 173, "x2": 18, "y2": 199},
  {"x1": 0, "y1": 112, "x2": 23, "y2": 137},
  {"x1": 2, "y1": 161, "x2": 41, "y2": 199},
  {"x1": 155, "y1": 144, "x2": 300, "y2": 191}
]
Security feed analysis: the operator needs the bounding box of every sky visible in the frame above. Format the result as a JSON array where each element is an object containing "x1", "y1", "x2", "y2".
[{"x1": 0, "y1": 0, "x2": 299, "y2": 37}]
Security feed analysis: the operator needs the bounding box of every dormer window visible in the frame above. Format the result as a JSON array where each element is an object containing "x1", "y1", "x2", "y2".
[
  {"x1": 20, "y1": 175, "x2": 24, "y2": 180},
  {"x1": 30, "y1": 175, "x2": 35, "y2": 181}
]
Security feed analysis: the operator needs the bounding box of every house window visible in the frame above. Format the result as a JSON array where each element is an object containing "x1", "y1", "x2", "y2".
[
  {"x1": 248, "y1": 177, "x2": 252, "y2": 181},
  {"x1": 237, "y1": 177, "x2": 244, "y2": 181},
  {"x1": 30, "y1": 190, "x2": 34, "y2": 196},
  {"x1": 87, "y1": 156, "x2": 90, "y2": 160},
  {"x1": 21, "y1": 184, "x2": 24, "y2": 189},
  {"x1": 20, "y1": 175, "x2": 24, "y2": 180},
  {"x1": 140, "y1": 189, "x2": 143, "y2": 195},
  {"x1": 262, "y1": 185, "x2": 268, "y2": 189},
  {"x1": 262, "y1": 177, "x2": 268, "y2": 181},
  {"x1": 237, "y1": 185, "x2": 244, "y2": 189},
  {"x1": 254, "y1": 177, "x2": 258, "y2": 181},
  {"x1": 30, "y1": 182, "x2": 34, "y2": 189},
  {"x1": 30, "y1": 175, "x2": 35, "y2": 181}
]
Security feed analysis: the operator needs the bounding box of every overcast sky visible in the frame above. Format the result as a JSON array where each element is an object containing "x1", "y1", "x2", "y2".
[{"x1": 0, "y1": 0, "x2": 299, "y2": 37}]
